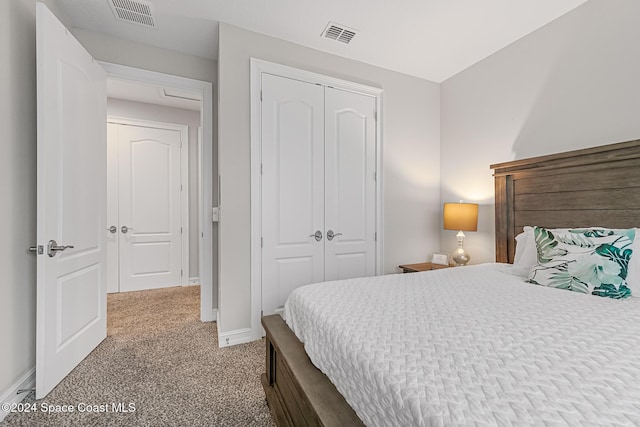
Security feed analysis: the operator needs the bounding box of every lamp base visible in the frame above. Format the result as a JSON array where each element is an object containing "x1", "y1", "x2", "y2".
[{"x1": 450, "y1": 247, "x2": 470, "y2": 266}]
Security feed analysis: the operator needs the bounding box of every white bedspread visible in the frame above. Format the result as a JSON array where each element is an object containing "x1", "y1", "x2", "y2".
[{"x1": 284, "y1": 264, "x2": 640, "y2": 426}]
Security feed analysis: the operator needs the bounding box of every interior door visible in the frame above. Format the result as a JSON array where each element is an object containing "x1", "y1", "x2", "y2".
[
  {"x1": 117, "y1": 123, "x2": 184, "y2": 292},
  {"x1": 324, "y1": 88, "x2": 377, "y2": 281},
  {"x1": 261, "y1": 73, "x2": 325, "y2": 316},
  {"x1": 36, "y1": 3, "x2": 107, "y2": 399}
]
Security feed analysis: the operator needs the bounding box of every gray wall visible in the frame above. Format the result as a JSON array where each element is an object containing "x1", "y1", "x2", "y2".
[
  {"x1": 107, "y1": 98, "x2": 201, "y2": 279},
  {"x1": 73, "y1": 29, "x2": 216, "y2": 83},
  {"x1": 217, "y1": 23, "x2": 441, "y2": 333},
  {"x1": 0, "y1": 0, "x2": 38, "y2": 398},
  {"x1": 440, "y1": 0, "x2": 640, "y2": 264}
]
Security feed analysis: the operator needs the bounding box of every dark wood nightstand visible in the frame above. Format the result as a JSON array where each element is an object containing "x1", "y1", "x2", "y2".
[{"x1": 398, "y1": 262, "x2": 451, "y2": 273}]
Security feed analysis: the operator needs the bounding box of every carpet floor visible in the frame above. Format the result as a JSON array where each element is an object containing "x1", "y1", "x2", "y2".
[{"x1": 1, "y1": 286, "x2": 275, "y2": 427}]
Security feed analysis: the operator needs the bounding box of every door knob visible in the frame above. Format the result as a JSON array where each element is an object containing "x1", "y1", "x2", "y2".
[
  {"x1": 327, "y1": 230, "x2": 343, "y2": 241},
  {"x1": 107, "y1": 225, "x2": 117, "y2": 234},
  {"x1": 121, "y1": 226, "x2": 131, "y2": 234},
  {"x1": 47, "y1": 240, "x2": 75, "y2": 257},
  {"x1": 309, "y1": 230, "x2": 322, "y2": 242}
]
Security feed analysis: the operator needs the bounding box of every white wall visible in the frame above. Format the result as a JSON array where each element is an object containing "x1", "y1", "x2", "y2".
[
  {"x1": 217, "y1": 23, "x2": 441, "y2": 333},
  {"x1": 440, "y1": 0, "x2": 640, "y2": 264},
  {"x1": 107, "y1": 99, "x2": 201, "y2": 278}
]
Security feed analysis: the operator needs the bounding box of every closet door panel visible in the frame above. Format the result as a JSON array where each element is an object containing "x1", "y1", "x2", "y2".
[
  {"x1": 261, "y1": 74, "x2": 325, "y2": 316},
  {"x1": 324, "y1": 88, "x2": 377, "y2": 281}
]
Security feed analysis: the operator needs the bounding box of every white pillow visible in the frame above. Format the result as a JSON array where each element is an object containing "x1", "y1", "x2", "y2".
[
  {"x1": 512, "y1": 226, "x2": 536, "y2": 277},
  {"x1": 527, "y1": 226, "x2": 634, "y2": 299}
]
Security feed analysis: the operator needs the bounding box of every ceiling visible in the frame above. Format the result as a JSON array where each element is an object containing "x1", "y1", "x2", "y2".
[{"x1": 53, "y1": 0, "x2": 588, "y2": 83}]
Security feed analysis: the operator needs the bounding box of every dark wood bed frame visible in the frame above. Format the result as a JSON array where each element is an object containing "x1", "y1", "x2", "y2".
[{"x1": 261, "y1": 138, "x2": 640, "y2": 426}]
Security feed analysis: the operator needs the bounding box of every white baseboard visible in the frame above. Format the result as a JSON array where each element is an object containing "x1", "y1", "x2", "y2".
[
  {"x1": 218, "y1": 327, "x2": 253, "y2": 348},
  {"x1": 187, "y1": 277, "x2": 200, "y2": 286},
  {"x1": 217, "y1": 311, "x2": 252, "y2": 348},
  {"x1": 0, "y1": 368, "x2": 35, "y2": 422}
]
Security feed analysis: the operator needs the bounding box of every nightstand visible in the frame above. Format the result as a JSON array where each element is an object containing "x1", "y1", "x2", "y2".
[{"x1": 398, "y1": 262, "x2": 451, "y2": 273}]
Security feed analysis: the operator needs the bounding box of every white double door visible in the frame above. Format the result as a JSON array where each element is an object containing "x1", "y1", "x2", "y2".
[
  {"x1": 107, "y1": 120, "x2": 186, "y2": 293},
  {"x1": 261, "y1": 74, "x2": 377, "y2": 316}
]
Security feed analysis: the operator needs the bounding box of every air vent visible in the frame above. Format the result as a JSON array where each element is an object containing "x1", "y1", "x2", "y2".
[
  {"x1": 108, "y1": 0, "x2": 156, "y2": 28},
  {"x1": 322, "y1": 22, "x2": 357, "y2": 44}
]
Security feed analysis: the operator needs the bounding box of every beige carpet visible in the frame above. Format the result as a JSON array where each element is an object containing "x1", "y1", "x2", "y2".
[{"x1": 1, "y1": 286, "x2": 275, "y2": 427}]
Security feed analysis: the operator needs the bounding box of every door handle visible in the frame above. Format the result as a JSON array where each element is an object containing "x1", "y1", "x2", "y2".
[
  {"x1": 121, "y1": 226, "x2": 132, "y2": 234},
  {"x1": 107, "y1": 225, "x2": 117, "y2": 234},
  {"x1": 327, "y1": 230, "x2": 343, "y2": 241},
  {"x1": 47, "y1": 239, "x2": 75, "y2": 257},
  {"x1": 309, "y1": 230, "x2": 322, "y2": 242}
]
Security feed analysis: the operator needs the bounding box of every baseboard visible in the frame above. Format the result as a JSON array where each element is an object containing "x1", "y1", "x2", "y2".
[
  {"x1": 0, "y1": 368, "x2": 35, "y2": 422},
  {"x1": 187, "y1": 277, "x2": 200, "y2": 286},
  {"x1": 217, "y1": 325, "x2": 253, "y2": 348}
]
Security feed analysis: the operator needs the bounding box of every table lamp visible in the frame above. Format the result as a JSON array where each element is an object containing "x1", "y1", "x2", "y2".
[{"x1": 443, "y1": 202, "x2": 478, "y2": 266}]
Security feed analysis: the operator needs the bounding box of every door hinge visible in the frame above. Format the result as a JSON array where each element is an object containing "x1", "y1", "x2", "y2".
[
  {"x1": 181, "y1": 269, "x2": 183, "y2": 276},
  {"x1": 261, "y1": 237, "x2": 264, "y2": 248},
  {"x1": 374, "y1": 111, "x2": 377, "y2": 121},
  {"x1": 261, "y1": 163, "x2": 263, "y2": 175},
  {"x1": 260, "y1": 90, "x2": 263, "y2": 101},
  {"x1": 181, "y1": 184, "x2": 183, "y2": 191},
  {"x1": 374, "y1": 232, "x2": 377, "y2": 242},
  {"x1": 373, "y1": 171, "x2": 377, "y2": 182},
  {"x1": 181, "y1": 227, "x2": 183, "y2": 234}
]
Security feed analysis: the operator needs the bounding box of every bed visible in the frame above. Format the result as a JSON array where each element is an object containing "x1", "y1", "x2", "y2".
[{"x1": 261, "y1": 138, "x2": 640, "y2": 426}]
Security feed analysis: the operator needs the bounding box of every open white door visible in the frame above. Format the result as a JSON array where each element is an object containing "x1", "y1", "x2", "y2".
[{"x1": 36, "y1": 3, "x2": 107, "y2": 399}]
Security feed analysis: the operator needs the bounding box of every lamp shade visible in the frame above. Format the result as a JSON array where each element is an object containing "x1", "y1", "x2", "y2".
[{"x1": 443, "y1": 203, "x2": 478, "y2": 231}]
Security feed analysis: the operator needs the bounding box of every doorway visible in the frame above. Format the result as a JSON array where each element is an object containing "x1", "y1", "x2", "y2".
[
  {"x1": 35, "y1": 4, "x2": 216, "y2": 399},
  {"x1": 101, "y1": 62, "x2": 216, "y2": 322}
]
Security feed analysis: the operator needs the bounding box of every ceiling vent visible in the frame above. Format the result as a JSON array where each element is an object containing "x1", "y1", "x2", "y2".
[
  {"x1": 108, "y1": 0, "x2": 156, "y2": 28},
  {"x1": 322, "y1": 22, "x2": 357, "y2": 44}
]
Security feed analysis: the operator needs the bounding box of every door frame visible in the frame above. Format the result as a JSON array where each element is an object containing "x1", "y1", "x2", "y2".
[
  {"x1": 100, "y1": 62, "x2": 216, "y2": 322},
  {"x1": 107, "y1": 116, "x2": 190, "y2": 291},
  {"x1": 249, "y1": 58, "x2": 384, "y2": 340}
]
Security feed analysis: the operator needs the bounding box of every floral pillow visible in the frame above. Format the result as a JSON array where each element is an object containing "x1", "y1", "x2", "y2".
[{"x1": 527, "y1": 226, "x2": 635, "y2": 299}]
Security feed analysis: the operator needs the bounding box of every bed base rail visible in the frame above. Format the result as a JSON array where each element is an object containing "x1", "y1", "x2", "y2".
[{"x1": 261, "y1": 315, "x2": 364, "y2": 427}]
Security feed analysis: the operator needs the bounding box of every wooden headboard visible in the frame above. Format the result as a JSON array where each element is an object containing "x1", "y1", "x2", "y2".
[{"x1": 491, "y1": 139, "x2": 640, "y2": 263}]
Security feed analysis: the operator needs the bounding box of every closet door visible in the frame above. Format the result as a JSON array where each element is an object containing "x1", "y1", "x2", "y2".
[
  {"x1": 324, "y1": 88, "x2": 377, "y2": 281},
  {"x1": 118, "y1": 124, "x2": 183, "y2": 292},
  {"x1": 261, "y1": 74, "x2": 325, "y2": 316}
]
